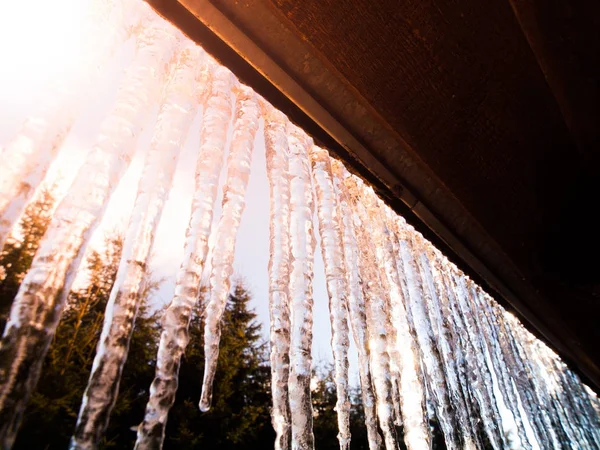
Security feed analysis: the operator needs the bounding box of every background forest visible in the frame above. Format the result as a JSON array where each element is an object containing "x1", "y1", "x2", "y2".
[{"x1": 0, "y1": 188, "x2": 373, "y2": 449}]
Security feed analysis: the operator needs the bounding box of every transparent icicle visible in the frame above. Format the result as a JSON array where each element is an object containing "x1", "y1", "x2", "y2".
[
  {"x1": 448, "y1": 269, "x2": 506, "y2": 449},
  {"x1": 383, "y1": 212, "x2": 416, "y2": 430},
  {"x1": 432, "y1": 256, "x2": 495, "y2": 449},
  {"x1": 0, "y1": 21, "x2": 177, "y2": 449},
  {"x1": 286, "y1": 123, "x2": 317, "y2": 450},
  {"x1": 330, "y1": 159, "x2": 382, "y2": 450},
  {"x1": 392, "y1": 224, "x2": 457, "y2": 449},
  {"x1": 508, "y1": 315, "x2": 575, "y2": 445},
  {"x1": 529, "y1": 335, "x2": 589, "y2": 445},
  {"x1": 368, "y1": 202, "x2": 404, "y2": 432},
  {"x1": 70, "y1": 43, "x2": 205, "y2": 450},
  {"x1": 199, "y1": 85, "x2": 260, "y2": 411},
  {"x1": 545, "y1": 349, "x2": 599, "y2": 446},
  {"x1": 487, "y1": 303, "x2": 559, "y2": 449},
  {"x1": 468, "y1": 287, "x2": 533, "y2": 449},
  {"x1": 0, "y1": 0, "x2": 144, "y2": 250},
  {"x1": 309, "y1": 147, "x2": 351, "y2": 450},
  {"x1": 135, "y1": 63, "x2": 232, "y2": 449},
  {"x1": 563, "y1": 371, "x2": 600, "y2": 444},
  {"x1": 360, "y1": 191, "x2": 430, "y2": 450},
  {"x1": 584, "y1": 385, "x2": 600, "y2": 419},
  {"x1": 416, "y1": 245, "x2": 481, "y2": 450},
  {"x1": 341, "y1": 174, "x2": 398, "y2": 450},
  {"x1": 263, "y1": 105, "x2": 293, "y2": 450},
  {"x1": 462, "y1": 281, "x2": 523, "y2": 450}
]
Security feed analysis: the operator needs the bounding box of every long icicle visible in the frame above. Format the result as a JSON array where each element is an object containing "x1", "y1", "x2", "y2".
[
  {"x1": 331, "y1": 159, "x2": 382, "y2": 450},
  {"x1": 394, "y1": 219, "x2": 456, "y2": 449},
  {"x1": 0, "y1": 20, "x2": 177, "y2": 449},
  {"x1": 448, "y1": 268, "x2": 506, "y2": 449},
  {"x1": 135, "y1": 63, "x2": 233, "y2": 449},
  {"x1": 522, "y1": 331, "x2": 584, "y2": 444},
  {"x1": 545, "y1": 347, "x2": 598, "y2": 447},
  {"x1": 309, "y1": 147, "x2": 351, "y2": 450},
  {"x1": 199, "y1": 84, "x2": 260, "y2": 411},
  {"x1": 435, "y1": 258, "x2": 500, "y2": 449},
  {"x1": 370, "y1": 201, "x2": 405, "y2": 433},
  {"x1": 342, "y1": 174, "x2": 398, "y2": 450},
  {"x1": 462, "y1": 280, "x2": 524, "y2": 450},
  {"x1": 384, "y1": 209, "x2": 422, "y2": 430},
  {"x1": 487, "y1": 302, "x2": 560, "y2": 449},
  {"x1": 362, "y1": 190, "x2": 431, "y2": 450},
  {"x1": 468, "y1": 287, "x2": 534, "y2": 449},
  {"x1": 561, "y1": 362, "x2": 600, "y2": 444},
  {"x1": 70, "y1": 42, "x2": 205, "y2": 450},
  {"x1": 418, "y1": 245, "x2": 481, "y2": 450},
  {"x1": 263, "y1": 105, "x2": 293, "y2": 450},
  {"x1": 286, "y1": 123, "x2": 316, "y2": 450},
  {"x1": 0, "y1": 0, "x2": 143, "y2": 250}
]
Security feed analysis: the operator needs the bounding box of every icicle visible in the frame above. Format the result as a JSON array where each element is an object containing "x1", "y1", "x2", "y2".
[
  {"x1": 389, "y1": 223, "x2": 455, "y2": 449},
  {"x1": 530, "y1": 337, "x2": 589, "y2": 445},
  {"x1": 263, "y1": 105, "x2": 293, "y2": 450},
  {"x1": 330, "y1": 159, "x2": 382, "y2": 450},
  {"x1": 369, "y1": 205, "x2": 406, "y2": 433},
  {"x1": 585, "y1": 385, "x2": 600, "y2": 418},
  {"x1": 309, "y1": 147, "x2": 351, "y2": 450},
  {"x1": 395, "y1": 227, "x2": 477, "y2": 449},
  {"x1": 135, "y1": 63, "x2": 233, "y2": 449},
  {"x1": 341, "y1": 174, "x2": 398, "y2": 450},
  {"x1": 0, "y1": 20, "x2": 177, "y2": 449},
  {"x1": 199, "y1": 84, "x2": 260, "y2": 411},
  {"x1": 446, "y1": 269, "x2": 507, "y2": 450},
  {"x1": 468, "y1": 288, "x2": 535, "y2": 449},
  {"x1": 440, "y1": 278, "x2": 485, "y2": 449},
  {"x1": 546, "y1": 351, "x2": 599, "y2": 447},
  {"x1": 509, "y1": 316, "x2": 576, "y2": 445},
  {"x1": 564, "y1": 367, "x2": 600, "y2": 445},
  {"x1": 70, "y1": 42, "x2": 205, "y2": 450},
  {"x1": 421, "y1": 248, "x2": 490, "y2": 448},
  {"x1": 357, "y1": 190, "x2": 430, "y2": 450},
  {"x1": 286, "y1": 123, "x2": 316, "y2": 450},
  {"x1": 0, "y1": 0, "x2": 144, "y2": 250},
  {"x1": 488, "y1": 303, "x2": 559, "y2": 449}
]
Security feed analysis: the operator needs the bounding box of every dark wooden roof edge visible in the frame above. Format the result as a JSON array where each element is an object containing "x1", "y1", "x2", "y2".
[{"x1": 145, "y1": 0, "x2": 600, "y2": 392}]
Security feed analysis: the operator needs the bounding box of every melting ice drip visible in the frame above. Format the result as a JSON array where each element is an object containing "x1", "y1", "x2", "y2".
[{"x1": 0, "y1": 0, "x2": 599, "y2": 449}]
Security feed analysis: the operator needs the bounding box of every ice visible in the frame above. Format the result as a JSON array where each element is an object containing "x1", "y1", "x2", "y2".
[
  {"x1": 134, "y1": 62, "x2": 233, "y2": 449},
  {"x1": 340, "y1": 173, "x2": 398, "y2": 450},
  {"x1": 0, "y1": 19, "x2": 178, "y2": 448},
  {"x1": 263, "y1": 105, "x2": 293, "y2": 450},
  {"x1": 417, "y1": 245, "x2": 483, "y2": 449},
  {"x1": 0, "y1": 0, "x2": 144, "y2": 250},
  {"x1": 286, "y1": 123, "x2": 317, "y2": 450},
  {"x1": 390, "y1": 223, "x2": 455, "y2": 449},
  {"x1": 310, "y1": 147, "x2": 351, "y2": 450},
  {"x1": 363, "y1": 191, "x2": 431, "y2": 450},
  {"x1": 70, "y1": 42, "x2": 205, "y2": 449},
  {"x1": 0, "y1": 3, "x2": 598, "y2": 447},
  {"x1": 330, "y1": 159, "x2": 382, "y2": 450},
  {"x1": 200, "y1": 84, "x2": 260, "y2": 411}
]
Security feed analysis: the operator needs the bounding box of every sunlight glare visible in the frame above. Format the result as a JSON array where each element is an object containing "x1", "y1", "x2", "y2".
[{"x1": 0, "y1": 0, "x2": 92, "y2": 91}]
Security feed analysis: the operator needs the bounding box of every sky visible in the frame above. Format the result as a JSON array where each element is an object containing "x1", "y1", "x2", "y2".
[{"x1": 0, "y1": 0, "x2": 360, "y2": 384}]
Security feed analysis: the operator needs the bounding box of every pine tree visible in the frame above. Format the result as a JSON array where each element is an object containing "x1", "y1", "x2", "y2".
[
  {"x1": 0, "y1": 187, "x2": 55, "y2": 329},
  {"x1": 164, "y1": 282, "x2": 274, "y2": 450},
  {"x1": 11, "y1": 234, "x2": 162, "y2": 450}
]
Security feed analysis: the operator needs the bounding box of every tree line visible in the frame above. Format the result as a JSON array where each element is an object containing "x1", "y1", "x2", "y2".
[{"x1": 0, "y1": 189, "x2": 372, "y2": 449}]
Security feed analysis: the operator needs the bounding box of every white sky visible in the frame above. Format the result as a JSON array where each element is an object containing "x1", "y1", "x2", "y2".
[{"x1": 0, "y1": 0, "x2": 360, "y2": 384}]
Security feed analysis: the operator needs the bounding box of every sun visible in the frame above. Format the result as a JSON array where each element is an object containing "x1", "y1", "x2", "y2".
[{"x1": 0, "y1": 0, "x2": 93, "y2": 92}]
